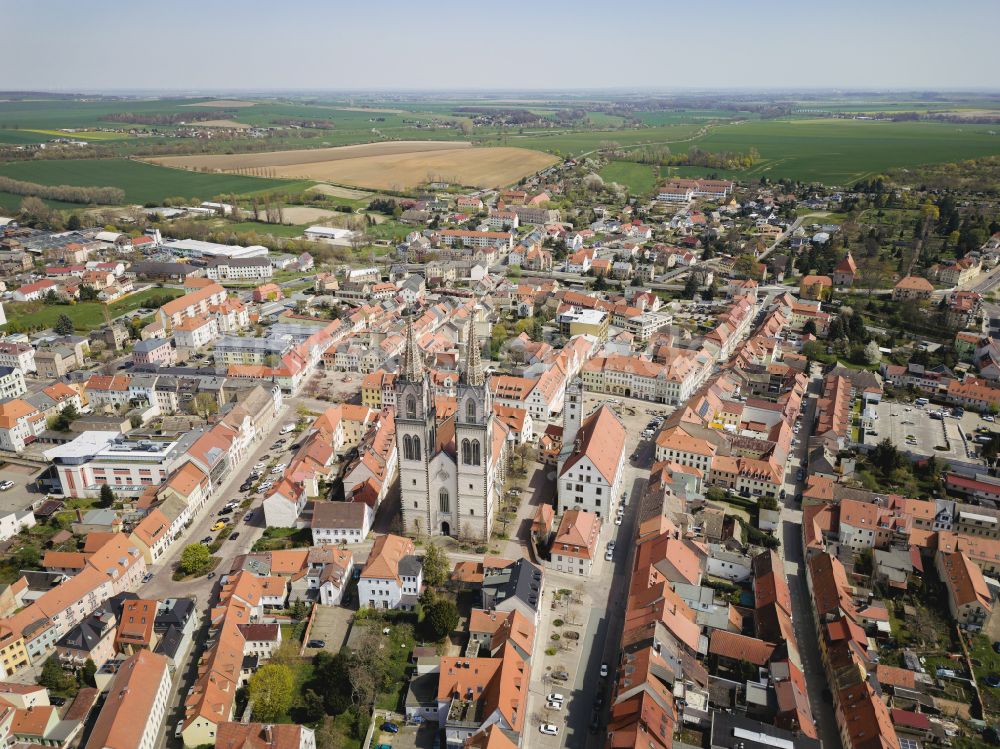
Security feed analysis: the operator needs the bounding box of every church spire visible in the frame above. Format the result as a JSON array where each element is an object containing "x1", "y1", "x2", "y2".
[
  {"x1": 402, "y1": 320, "x2": 424, "y2": 382},
  {"x1": 462, "y1": 318, "x2": 484, "y2": 386}
]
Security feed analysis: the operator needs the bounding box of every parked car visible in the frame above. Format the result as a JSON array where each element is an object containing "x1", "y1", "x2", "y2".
[
  {"x1": 600, "y1": 663, "x2": 609, "y2": 677},
  {"x1": 380, "y1": 722, "x2": 398, "y2": 734},
  {"x1": 229, "y1": 532, "x2": 240, "y2": 541},
  {"x1": 141, "y1": 573, "x2": 153, "y2": 584},
  {"x1": 307, "y1": 639, "x2": 326, "y2": 648},
  {"x1": 244, "y1": 512, "x2": 254, "y2": 522},
  {"x1": 539, "y1": 724, "x2": 559, "y2": 736},
  {"x1": 0, "y1": 480, "x2": 13, "y2": 491},
  {"x1": 546, "y1": 700, "x2": 563, "y2": 710},
  {"x1": 175, "y1": 723, "x2": 184, "y2": 738},
  {"x1": 605, "y1": 549, "x2": 614, "y2": 561},
  {"x1": 984, "y1": 675, "x2": 1000, "y2": 688},
  {"x1": 211, "y1": 521, "x2": 226, "y2": 531},
  {"x1": 550, "y1": 671, "x2": 569, "y2": 681},
  {"x1": 206, "y1": 572, "x2": 215, "y2": 580}
]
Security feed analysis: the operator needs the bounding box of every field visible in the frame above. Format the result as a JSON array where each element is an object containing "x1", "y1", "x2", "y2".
[
  {"x1": 598, "y1": 160, "x2": 658, "y2": 195},
  {"x1": 149, "y1": 141, "x2": 558, "y2": 189},
  {"x1": 179, "y1": 99, "x2": 256, "y2": 108},
  {"x1": 2, "y1": 287, "x2": 185, "y2": 333},
  {"x1": 188, "y1": 120, "x2": 251, "y2": 129},
  {"x1": 0, "y1": 159, "x2": 299, "y2": 205},
  {"x1": 148, "y1": 140, "x2": 470, "y2": 171},
  {"x1": 26, "y1": 129, "x2": 130, "y2": 141}
]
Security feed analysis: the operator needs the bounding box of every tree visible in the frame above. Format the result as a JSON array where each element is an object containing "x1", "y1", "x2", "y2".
[
  {"x1": 301, "y1": 688, "x2": 325, "y2": 722},
  {"x1": 40, "y1": 656, "x2": 69, "y2": 690},
  {"x1": 81, "y1": 658, "x2": 97, "y2": 688},
  {"x1": 871, "y1": 438, "x2": 903, "y2": 477},
  {"x1": 864, "y1": 340, "x2": 882, "y2": 365},
  {"x1": 421, "y1": 542, "x2": 449, "y2": 588},
  {"x1": 247, "y1": 664, "x2": 294, "y2": 722},
  {"x1": 54, "y1": 314, "x2": 74, "y2": 336},
  {"x1": 99, "y1": 484, "x2": 116, "y2": 508},
  {"x1": 189, "y1": 392, "x2": 218, "y2": 418},
  {"x1": 802, "y1": 320, "x2": 818, "y2": 336},
  {"x1": 345, "y1": 629, "x2": 389, "y2": 709},
  {"x1": 14, "y1": 544, "x2": 40, "y2": 569},
  {"x1": 66, "y1": 214, "x2": 82, "y2": 231},
  {"x1": 180, "y1": 544, "x2": 212, "y2": 576},
  {"x1": 593, "y1": 273, "x2": 608, "y2": 291},
  {"x1": 422, "y1": 597, "x2": 460, "y2": 641}
]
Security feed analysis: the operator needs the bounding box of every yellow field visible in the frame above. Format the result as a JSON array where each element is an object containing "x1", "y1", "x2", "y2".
[
  {"x1": 148, "y1": 141, "x2": 557, "y2": 189},
  {"x1": 28, "y1": 129, "x2": 129, "y2": 140},
  {"x1": 189, "y1": 119, "x2": 251, "y2": 129},
  {"x1": 180, "y1": 100, "x2": 256, "y2": 108}
]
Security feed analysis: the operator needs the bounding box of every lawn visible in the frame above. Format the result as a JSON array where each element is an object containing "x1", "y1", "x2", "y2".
[
  {"x1": 215, "y1": 220, "x2": 308, "y2": 238},
  {"x1": 2, "y1": 287, "x2": 184, "y2": 333},
  {"x1": 598, "y1": 160, "x2": 659, "y2": 195},
  {"x1": 0, "y1": 159, "x2": 298, "y2": 205}
]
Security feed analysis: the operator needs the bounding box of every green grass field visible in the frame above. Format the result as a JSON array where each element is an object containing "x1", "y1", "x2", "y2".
[
  {"x1": 598, "y1": 160, "x2": 659, "y2": 195},
  {"x1": 0, "y1": 192, "x2": 88, "y2": 213},
  {"x1": 0, "y1": 159, "x2": 301, "y2": 205},
  {"x1": 3, "y1": 287, "x2": 184, "y2": 332},
  {"x1": 677, "y1": 118, "x2": 1000, "y2": 184}
]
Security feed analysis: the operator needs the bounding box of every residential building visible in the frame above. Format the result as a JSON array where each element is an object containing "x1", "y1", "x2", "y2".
[
  {"x1": 545, "y1": 509, "x2": 601, "y2": 576},
  {"x1": 892, "y1": 275, "x2": 934, "y2": 301},
  {"x1": 358, "y1": 534, "x2": 422, "y2": 611},
  {"x1": 311, "y1": 501, "x2": 373, "y2": 545}
]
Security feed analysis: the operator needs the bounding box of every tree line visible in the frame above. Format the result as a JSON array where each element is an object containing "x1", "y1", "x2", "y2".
[
  {"x1": 0, "y1": 175, "x2": 124, "y2": 205},
  {"x1": 100, "y1": 110, "x2": 233, "y2": 125},
  {"x1": 602, "y1": 144, "x2": 760, "y2": 171}
]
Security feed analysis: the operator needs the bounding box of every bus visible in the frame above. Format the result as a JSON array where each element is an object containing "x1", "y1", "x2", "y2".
[{"x1": 914, "y1": 398, "x2": 929, "y2": 406}]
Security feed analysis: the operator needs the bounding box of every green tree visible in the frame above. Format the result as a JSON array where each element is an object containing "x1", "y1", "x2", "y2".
[
  {"x1": 180, "y1": 544, "x2": 212, "y2": 576},
  {"x1": 189, "y1": 392, "x2": 219, "y2": 418},
  {"x1": 54, "y1": 314, "x2": 74, "y2": 336},
  {"x1": 301, "y1": 688, "x2": 325, "y2": 722},
  {"x1": 247, "y1": 664, "x2": 294, "y2": 722},
  {"x1": 421, "y1": 543, "x2": 449, "y2": 588},
  {"x1": 40, "y1": 656, "x2": 68, "y2": 691},
  {"x1": 81, "y1": 658, "x2": 97, "y2": 688},
  {"x1": 593, "y1": 273, "x2": 608, "y2": 291},
  {"x1": 871, "y1": 438, "x2": 903, "y2": 477},
  {"x1": 802, "y1": 320, "x2": 818, "y2": 336},
  {"x1": 422, "y1": 597, "x2": 460, "y2": 641},
  {"x1": 14, "y1": 544, "x2": 40, "y2": 569},
  {"x1": 99, "y1": 483, "x2": 116, "y2": 508}
]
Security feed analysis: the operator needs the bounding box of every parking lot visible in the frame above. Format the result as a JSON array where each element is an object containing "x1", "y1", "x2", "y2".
[
  {"x1": 875, "y1": 400, "x2": 990, "y2": 463},
  {"x1": 0, "y1": 462, "x2": 45, "y2": 515},
  {"x1": 302, "y1": 604, "x2": 352, "y2": 655}
]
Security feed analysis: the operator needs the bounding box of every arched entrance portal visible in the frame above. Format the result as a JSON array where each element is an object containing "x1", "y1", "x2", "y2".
[{"x1": 441, "y1": 521, "x2": 451, "y2": 536}]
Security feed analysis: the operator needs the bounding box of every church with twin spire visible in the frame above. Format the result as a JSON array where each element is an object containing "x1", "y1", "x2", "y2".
[{"x1": 395, "y1": 317, "x2": 507, "y2": 541}]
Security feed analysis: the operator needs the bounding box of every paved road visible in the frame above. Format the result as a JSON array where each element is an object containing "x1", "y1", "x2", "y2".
[
  {"x1": 779, "y1": 363, "x2": 843, "y2": 749},
  {"x1": 147, "y1": 403, "x2": 294, "y2": 747},
  {"x1": 525, "y1": 394, "x2": 667, "y2": 748}
]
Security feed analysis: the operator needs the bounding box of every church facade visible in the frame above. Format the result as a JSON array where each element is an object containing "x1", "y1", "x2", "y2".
[{"x1": 395, "y1": 318, "x2": 507, "y2": 541}]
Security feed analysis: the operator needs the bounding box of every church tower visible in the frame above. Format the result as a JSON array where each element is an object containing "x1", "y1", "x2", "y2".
[
  {"x1": 454, "y1": 317, "x2": 495, "y2": 540},
  {"x1": 563, "y1": 378, "x2": 584, "y2": 451},
  {"x1": 395, "y1": 320, "x2": 435, "y2": 538}
]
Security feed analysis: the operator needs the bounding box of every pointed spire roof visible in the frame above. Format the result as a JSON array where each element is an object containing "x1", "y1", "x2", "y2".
[
  {"x1": 462, "y1": 318, "x2": 484, "y2": 386},
  {"x1": 402, "y1": 320, "x2": 424, "y2": 382}
]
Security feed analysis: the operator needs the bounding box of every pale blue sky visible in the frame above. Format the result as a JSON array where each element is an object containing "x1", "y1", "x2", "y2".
[{"x1": 3, "y1": 0, "x2": 998, "y2": 91}]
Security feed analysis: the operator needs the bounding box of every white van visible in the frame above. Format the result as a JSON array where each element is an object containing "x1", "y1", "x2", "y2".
[{"x1": 279, "y1": 423, "x2": 295, "y2": 434}]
